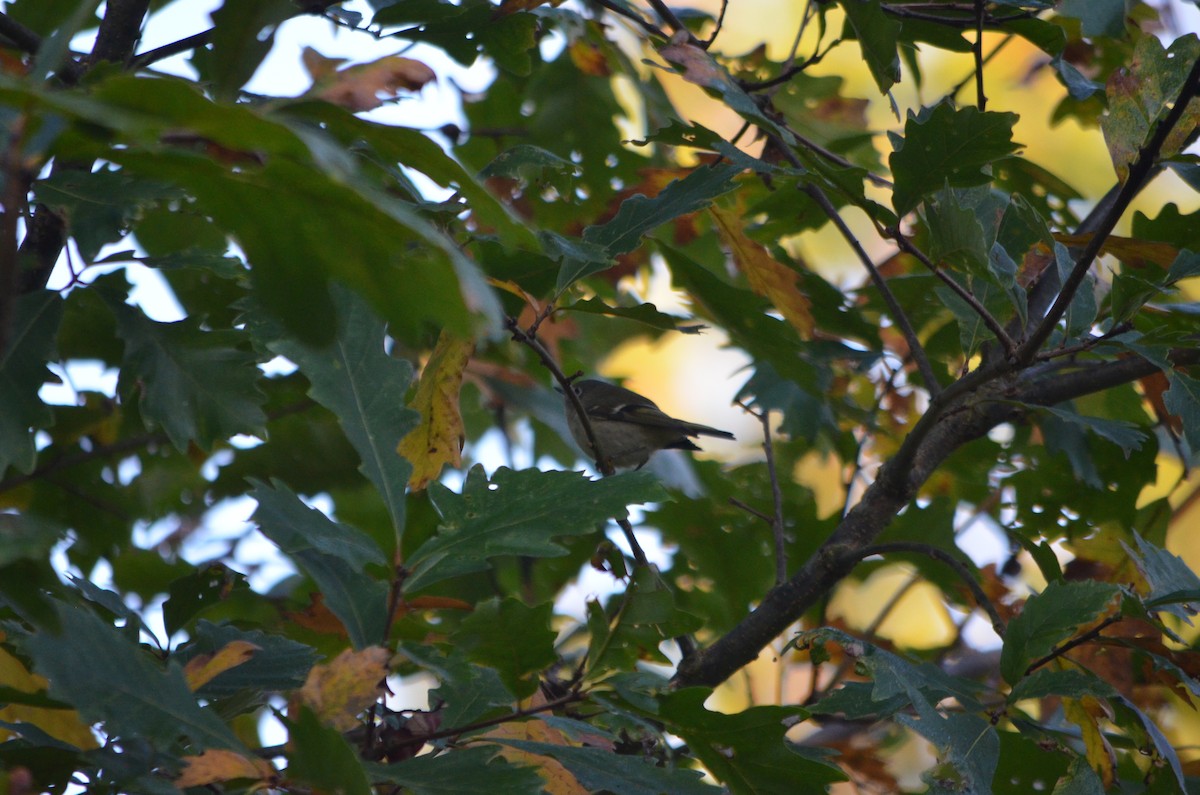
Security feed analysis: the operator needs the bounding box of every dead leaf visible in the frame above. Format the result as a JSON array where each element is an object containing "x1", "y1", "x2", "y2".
[
  {"x1": 659, "y1": 35, "x2": 726, "y2": 90},
  {"x1": 176, "y1": 749, "x2": 275, "y2": 788},
  {"x1": 397, "y1": 330, "x2": 474, "y2": 490},
  {"x1": 1053, "y1": 232, "x2": 1179, "y2": 271},
  {"x1": 305, "y1": 46, "x2": 436, "y2": 113},
  {"x1": 183, "y1": 640, "x2": 260, "y2": 691},
  {"x1": 569, "y1": 41, "x2": 610, "y2": 77},
  {"x1": 710, "y1": 205, "x2": 814, "y2": 338},
  {"x1": 296, "y1": 647, "x2": 392, "y2": 732}
]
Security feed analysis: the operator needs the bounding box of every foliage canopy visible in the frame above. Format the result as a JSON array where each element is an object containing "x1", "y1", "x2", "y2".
[{"x1": 1, "y1": 0, "x2": 1200, "y2": 792}]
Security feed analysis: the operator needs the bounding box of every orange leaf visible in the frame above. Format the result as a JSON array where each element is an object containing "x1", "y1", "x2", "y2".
[
  {"x1": 397, "y1": 330, "x2": 474, "y2": 490},
  {"x1": 176, "y1": 749, "x2": 275, "y2": 788},
  {"x1": 710, "y1": 206, "x2": 814, "y2": 338},
  {"x1": 183, "y1": 640, "x2": 260, "y2": 691},
  {"x1": 568, "y1": 41, "x2": 610, "y2": 77},
  {"x1": 296, "y1": 647, "x2": 391, "y2": 732}
]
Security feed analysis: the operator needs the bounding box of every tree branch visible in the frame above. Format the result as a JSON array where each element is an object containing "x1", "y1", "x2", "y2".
[
  {"x1": 672, "y1": 344, "x2": 1200, "y2": 688},
  {"x1": 859, "y1": 542, "x2": 1006, "y2": 639},
  {"x1": 0, "y1": 12, "x2": 42, "y2": 54},
  {"x1": 804, "y1": 183, "x2": 942, "y2": 396},
  {"x1": 1019, "y1": 53, "x2": 1200, "y2": 363},
  {"x1": 130, "y1": 28, "x2": 214, "y2": 70}
]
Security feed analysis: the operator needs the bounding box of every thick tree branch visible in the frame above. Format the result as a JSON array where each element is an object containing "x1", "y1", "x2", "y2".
[{"x1": 673, "y1": 344, "x2": 1200, "y2": 688}]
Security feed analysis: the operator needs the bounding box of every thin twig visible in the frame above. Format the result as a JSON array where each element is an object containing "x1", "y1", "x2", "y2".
[
  {"x1": 737, "y1": 401, "x2": 787, "y2": 585},
  {"x1": 890, "y1": 227, "x2": 1017, "y2": 358},
  {"x1": 644, "y1": 0, "x2": 694, "y2": 43},
  {"x1": 702, "y1": 0, "x2": 728, "y2": 49},
  {"x1": 804, "y1": 183, "x2": 942, "y2": 396},
  {"x1": 1020, "y1": 54, "x2": 1200, "y2": 362},
  {"x1": 0, "y1": 113, "x2": 26, "y2": 359},
  {"x1": 504, "y1": 313, "x2": 651, "y2": 568},
  {"x1": 592, "y1": 0, "x2": 668, "y2": 39},
  {"x1": 0, "y1": 12, "x2": 42, "y2": 54},
  {"x1": 858, "y1": 542, "x2": 1006, "y2": 639},
  {"x1": 393, "y1": 690, "x2": 586, "y2": 749},
  {"x1": 130, "y1": 28, "x2": 214, "y2": 69},
  {"x1": 972, "y1": 0, "x2": 986, "y2": 110},
  {"x1": 1024, "y1": 615, "x2": 1122, "y2": 676}
]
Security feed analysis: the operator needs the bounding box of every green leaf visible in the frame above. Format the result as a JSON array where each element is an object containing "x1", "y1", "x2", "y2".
[
  {"x1": 802, "y1": 628, "x2": 984, "y2": 717},
  {"x1": 1101, "y1": 34, "x2": 1200, "y2": 182},
  {"x1": 103, "y1": 293, "x2": 266, "y2": 452},
  {"x1": 1110, "y1": 695, "x2": 1186, "y2": 792},
  {"x1": 1163, "y1": 371, "x2": 1200, "y2": 451},
  {"x1": 1124, "y1": 532, "x2": 1200, "y2": 621},
  {"x1": 22, "y1": 601, "x2": 243, "y2": 752},
  {"x1": 837, "y1": 0, "x2": 902, "y2": 93},
  {"x1": 493, "y1": 738, "x2": 717, "y2": 794},
  {"x1": 1059, "y1": 0, "x2": 1126, "y2": 38},
  {"x1": 889, "y1": 103, "x2": 1021, "y2": 216},
  {"x1": 1051, "y1": 757, "x2": 1106, "y2": 795},
  {"x1": 249, "y1": 478, "x2": 389, "y2": 648},
  {"x1": 587, "y1": 567, "x2": 703, "y2": 671},
  {"x1": 206, "y1": 0, "x2": 297, "y2": 100},
  {"x1": 896, "y1": 695, "x2": 998, "y2": 794},
  {"x1": 1007, "y1": 669, "x2": 1117, "y2": 703},
  {"x1": 401, "y1": 645, "x2": 514, "y2": 729},
  {"x1": 287, "y1": 706, "x2": 372, "y2": 795},
  {"x1": 182, "y1": 621, "x2": 318, "y2": 699},
  {"x1": 252, "y1": 284, "x2": 417, "y2": 543},
  {"x1": 999, "y1": 580, "x2": 1120, "y2": 685},
  {"x1": 33, "y1": 168, "x2": 174, "y2": 260},
  {"x1": 658, "y1": 688, "x2": 846, "y2": 793},
  {"x1": 456, "y1": 598, "x2": 558, "y2": 698},
  {"x1": 564, "y1": 163, "x2": 740, "y2": 288},
  {"x1": 1036, "y1": 404, "x2": 1146, "y2": 457},
  {"x1": 405, "y1": 465, "x2": 668, "y2": 592},
  {"x1": 366, "y1": 746, "x2": 543, "y2": 794},
  {"x1": 562, "y1": 297, "x2": 701, "y2": 332},
  {"x1": 162, "y1": 566, "x2": 250, "y2": 639},
  {"x1": 1053, "y1": 241, "x2": 1097, "y2": 341},
  {"x1": 925, "y1": 187, "x2": 989, "y2": 274},
  {"x1": 0, "y1": 291, "x2": 61, "y2": 476}
]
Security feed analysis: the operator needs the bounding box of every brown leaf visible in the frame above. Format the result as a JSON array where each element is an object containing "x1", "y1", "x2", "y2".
[
  {"x1": 1053, "y1": 232, "x2": 1179, "y2": 271},
  {"x1": 175, "y1": 749, "x2": 275, "y2": 788},
  {"x1": 397, "y1": 330, "x2": 474, "y2": 490},
  {"x1": 710, "y1": 205, "x2": 814, "y2": 338},
  {"x1": 305, "y1": 46, "x2": 436, "y2": 113}
]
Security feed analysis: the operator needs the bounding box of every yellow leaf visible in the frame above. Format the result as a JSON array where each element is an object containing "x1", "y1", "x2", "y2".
[
  {"x1": 1052, "y1": 232, "x2": 1179, "y2": 271},
  {"x1": 710, "y1": 206, "x2": 814, "y2": 338},
  {"x1": 398, "y1": 330, "x2": 474, "y2": 490},
  {"x1": 483, "y1": 719, "x2": 591, "y2": 795},
  {"x1": 305, "y1": 47, "x2": 436, "y2": 113},
  {"x1": 296, "y1": 647, "x2": 391, "y2": 732},
  {"x1": 1064, "y1": 696, "x2": 1116, "y2": 788},
  {"x1": 0, "y1": 647, "x2": 98, "y2": 749},
  {"x1": 175, "y1": 749, "x2": 275, "y2": 788},
  {"x1": 183, "y1": 640, "x2": 260, "y2": 691}
]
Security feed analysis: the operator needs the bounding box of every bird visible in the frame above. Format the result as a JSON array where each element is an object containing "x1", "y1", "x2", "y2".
[{"x1": 561, "y1": 378, "x2": 735, "y2": 470}]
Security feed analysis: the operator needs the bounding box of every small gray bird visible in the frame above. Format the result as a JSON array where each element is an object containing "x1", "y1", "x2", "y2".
[{"x1": 562, "y1": 379, "x2": 735, "y2": 469}]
